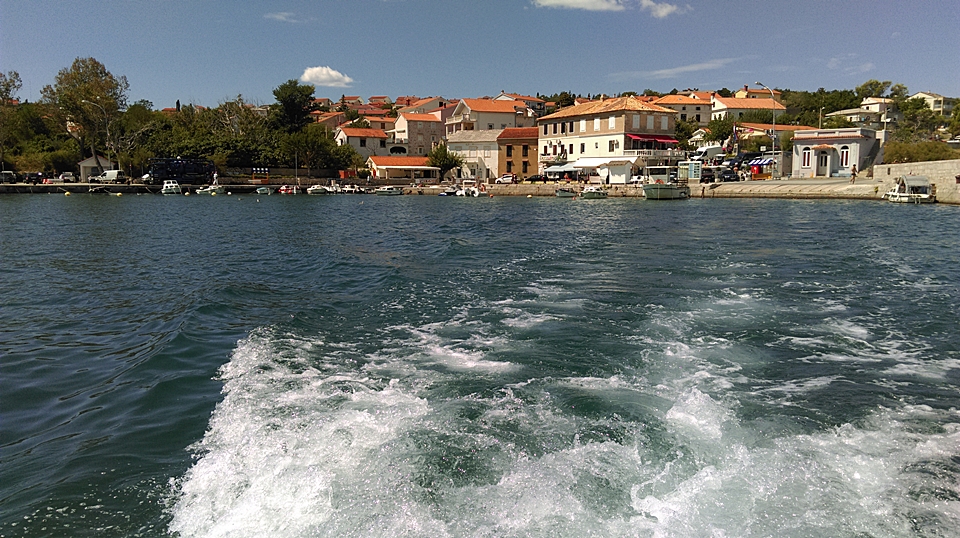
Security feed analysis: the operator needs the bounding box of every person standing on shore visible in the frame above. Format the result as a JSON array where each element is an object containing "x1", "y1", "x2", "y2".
[{"x1": 850, "y1": 165, "x2": 857, "y2": 184}]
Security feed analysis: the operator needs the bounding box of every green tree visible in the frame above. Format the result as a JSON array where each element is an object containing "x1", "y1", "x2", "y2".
[
  {"x1": 271, "y1": 79, "x2": 317, "y2": 133},
  {"x1": 705, "y1": 116, "x2": 734, "y2": 144},
  {"x1": 855, "y1": 79, "x2": 891, "y2": 101},
  {"x1": 41, "y1": 57, "x2": 129, "y2": 171},
  {"x1": 281, "y1": 124, "x2": 340, "y2": 176},
  {"x1": 894, "y1": 97, "x2": 938, "y2": 142},
  {"x1": 674, "y1": 119, "x2": 698, "y2": 150},
  {"x1": 884, "y1": 140, "x2": 959, "y2": 163},
  {"x1": 0, "y1": 70, "x2": 22, "y2": 170},
  {"x1": 427, "y1": 142, "x2": 464, "y2": 181}
]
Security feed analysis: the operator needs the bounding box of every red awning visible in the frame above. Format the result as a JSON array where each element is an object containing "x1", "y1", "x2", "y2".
[{"x1": 626, "y1": 134, "x2": 677, "y2": 144}]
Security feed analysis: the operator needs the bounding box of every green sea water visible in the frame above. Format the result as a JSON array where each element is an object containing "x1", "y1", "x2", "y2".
[{"x1": 2, "y1": 193, "x2": 959, "y2": 537}]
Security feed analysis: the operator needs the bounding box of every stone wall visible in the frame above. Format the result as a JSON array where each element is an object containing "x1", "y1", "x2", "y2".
[{"x1": 871, "y1": 159, "x2": 960, "y2": 204}]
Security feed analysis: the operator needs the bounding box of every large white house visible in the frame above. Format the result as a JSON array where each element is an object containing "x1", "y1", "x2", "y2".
[
  {"x1": 791, "y1": 128, "x2": 878, "y2": 178},
  {"x1": 446, "y1": 129, "x2": 503, "y2": 181},
  {"x1": 445, "y1": 99, "x2": 536, "y2": 135}
]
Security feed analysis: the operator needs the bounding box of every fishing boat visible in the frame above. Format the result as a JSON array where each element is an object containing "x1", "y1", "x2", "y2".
[
  {"x1": 277, "y1": 185, "x2": 301, "y2": 195},
  {"x1": 579, "y1": 186, "x2": 608, "y2": 199},
  {"x1": 196, "y1": 184, "x2": 226, "y2": 195},
  {"x1": 160, "y1": 180, "x2": 181, "y2": 195},
  {"x1": 555, "y1": 187, "x2": 577, "y2": 198},
  {"x1": 374, "y1": 185, "x2": 404, "y2": 196},
  {"x1": 882, "y1": 175, "x2": 936, "y2": 204},
  {"x1": 642, "y1": 180, "x2": 690, "y2": 200}
]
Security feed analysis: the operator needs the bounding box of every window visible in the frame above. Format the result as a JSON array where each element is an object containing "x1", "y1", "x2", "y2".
[
  {"x1": 696, "y1": 114, "x2": 701, "y2": 122},
  {"x1": 680, "y1": 114, "x2": 687, "y2": 121},
  {"x1": 661, "y1": 116, "x2": 668, "y2": 130},
  {"x1": 488, "y1": 123, "x2": 494, "y2": 130},
  {"x1": 580, "y1": 143, "x2": 585, "y2": 153},
  {"x1": 840, "y1": 146, "x2": 849, "y2": 167},
  {"x1": 506, "y1": 145, "x2": 513, "y2": 157},
  {"x1": 359, "y1": 138, "x2": 366, "y2": 147},
  {"x1": 506, "y1": 161, "x2": 513, "y2": 172},
  {"x1": 609, "y1": 116, "x2": 616, "y2": 129},
  {"x1": 802, "y1": 148, "x2": 811, "y2": 167},
  {"x1": 543, "y1": 124, "x2": 548, "y2": 135},
  {"x1": 380, "y1": 140, "x2": 386, "y2": 148},
  {"x1": 561, "y1": 122, "x2": 566, "y2": 134},
  {"x1": 647, "y1": 115, "x2": 654, "y2": 130},
  {"x1": 522, "y1": 145, "x2": 529, "y2": 157},
  {"x1": 543, "y1": 145, "x2": 548, "y2": 155},
  {"x1": 594, "y1": 118, "x2": 601, "y2": 131},
  {"x1": 522, "y1": 161, "x2": 528, "y2": 173},
  {"x1": 580, "y1": 119, "x2": 587, "y2": 132},
  {"x1": 633, "y1": 115, "x2": 640, "y2": 129},
  {"x1": 609, "y1": 140, "x2": 616, "y2": 152},
  {"x1": 569, "y1": 121, "x2": 574, "y2": 133},
  {"x1": 569, "y1": 144, "x2": 573, "y2": 155}
]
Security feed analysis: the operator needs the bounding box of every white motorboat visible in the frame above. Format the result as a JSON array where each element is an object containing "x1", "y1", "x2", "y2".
[
  {"x1": 579, "y1": 186, "x2": 608, "y2": 199},
  {"x1": 555, "y1": 187, "x2": 577, "y2": 198},
  {"x1": 161, "y1": 180, "x2": 181, "y2": 195},
  {"x1": 882, "y1": 175, "x2": 936, "y2": 204},
  {"x1": 374, "y1": 185, "x2": 404, "y2": 196},
  {"x1": 255, "y1": 186, "x2": 273, "y2": 195},
  {"x1": 642, "y1": 181, "x2": 690, "y2": 200},
  {"x1": 307, "y1": 185, "x2": 330, "y2": 195},
  {"x1": 196, "y1": 185, "x2": 226, "y2": 195}
]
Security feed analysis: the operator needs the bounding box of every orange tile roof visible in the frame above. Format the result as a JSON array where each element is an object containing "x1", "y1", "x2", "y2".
[
  {"x1": 461, "y1": 98, "x2": 529, "y2": 113},
  {"x1": 498, "y1": 127, "x2": 540, "y2": 140},
  {"x1": 713, "y1": 97, "x2": 786, "y2": 110},
  {"x1": 739, "y1": 122, "x2": 817, "y2": 132},
  {"x1": 540, "y1": 96, "x2": 675, "y2": 120},
  {"x1": 653, "y1": 94, "x2": 707, "y2": 105},
  {"x1": 502, "y1": 92, "x2": 545, "y2": 103},
  {"x1": 369, "y1": 156, "x2": 430, "y2": 167},
  {"x1": 339, "y1": 127, "x2": 388, "y2": 138},
  {"x1": 401, "y1": 113, "x2": 441, "y2": 122}
]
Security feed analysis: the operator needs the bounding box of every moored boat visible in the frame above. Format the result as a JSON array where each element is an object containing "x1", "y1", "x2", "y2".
[
  {"x1": 161, "y1": 180, "x2": 181, "y2": 195},
  {"x1": 555, "y1": 187, "x2": 577, "y2": 198},
  {"x1": 579, "y1": 186, "x2": 608, "y2": 199},
  {"x1": 196, "y1": 184, "x2": 226, "y2": 195},
  {"x1": 255, "y1": 186, "x2": 273, "y2": 195},
  {"x1": 642, "y1": 181, "x2": 690, "y2": 200},
  {"x1": 277, "y1": 185, "x2": 301, "y2": 195},
  {"x1": 374, "y1": 185, "x2": 404, "y2": 196},
  {"x1": 882, "y1": 175, "x2": 936, "y2": 204},
  {"x1": 307, "y1": 185, "x2": 330, "y2": 195}
]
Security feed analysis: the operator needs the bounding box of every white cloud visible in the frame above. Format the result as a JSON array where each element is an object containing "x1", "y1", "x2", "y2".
[
  {"x1": 533, "y1": 0, "x2": 625, "y2": 10},
  {"x1": 265, "y1": 12, "x2": 300, "y2": 23},
  {"x1": 609, "y1": 58, "x2": 736, "y2": 82},
  {"x1": 300, "y1": 66, "x2": 354, "y2": 88},
  {"x1": 639, "y1": 0, "x2": 681, "y2": 18},
  {"x1": 533, "y1": 0, "x2": 685, "y2": 16},
  {"x1": 826, "y1": 53, "x2": 874, "y2": 75}
]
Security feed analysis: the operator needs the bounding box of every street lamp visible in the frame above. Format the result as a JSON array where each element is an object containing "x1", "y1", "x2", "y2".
[
  {"x1": 755, "y1": 82, "x2": 778, "y2": 178},
  {"x1": 81, "y1": 99, "x2": 113, "y2": 171}
]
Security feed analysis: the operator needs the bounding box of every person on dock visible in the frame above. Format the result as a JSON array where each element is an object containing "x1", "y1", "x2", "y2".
[{"x1": 850, "y1": 165, "x2": 857, "y2": 184}]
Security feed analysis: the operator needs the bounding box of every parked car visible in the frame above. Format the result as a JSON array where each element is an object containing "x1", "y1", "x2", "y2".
[
  {"x1": 495, "y1": 173, "x2": 517, "y2": 184},
  {"x1": 1, "y1": 171, "x2": 19, "y2": 183},
  {"x1": 59, "y1": 172, "x2": 75, "y2": 183},
  {"x1": 89, "y1": 170, "x2": 128, "y2": 184},
  {"x1": 526, "y1": 174, "x2": 545, "y2": 183},
  {"x1": 719, "y1": 168, "x2": 740, "y2": 182},
  {"x1": 700, "y1": 167, "x2": 716, "y2": 183}
]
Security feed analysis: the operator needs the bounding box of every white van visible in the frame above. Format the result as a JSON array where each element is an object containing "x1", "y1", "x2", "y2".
[
  {"x1": 90, "y1": 170, "x2": 128, "y2": 184},
  {"x1": 691, "y1": 145, "x2": 723, "y2": 162}
]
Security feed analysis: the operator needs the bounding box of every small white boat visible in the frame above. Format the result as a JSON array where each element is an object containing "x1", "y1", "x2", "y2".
[
  {"x1": 438, "y1": 186, "x2": 459, "y2": 196},
  {"x1": 374, "y1": 185, "x2": 404, "y2": 196},
  {"x1": 642, "y1": 181, "x2": 690, "y2": 200},
  {"x1": 307, "y1": 185, "x2": 330, "y2": 195},
  {"x1": 255, "y1": 186, "x2": 273, "y2": 195},
  {"x1": 196, "y1": 185, "x2": 226, "y2": 195},
  {"x1": 161, "y1": 180, "x2": 181, "y2": 195},
  {"x1": 882, "y1": 175, "x2": 936, "y2": 204},
  {"x1": 579, "y1": 186, "x2": 608, "y2": 199},
  {"x1": 555, "y1": 187, "x2": 577, "y2": 198}
]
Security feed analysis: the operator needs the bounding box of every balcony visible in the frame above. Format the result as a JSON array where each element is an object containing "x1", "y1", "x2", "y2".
[{"x1": 623, "y1": 149, "x2": 686, "y2": 158}]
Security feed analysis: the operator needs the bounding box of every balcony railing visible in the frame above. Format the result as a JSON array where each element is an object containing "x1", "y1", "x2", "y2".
[
  {"x1": 623, "y1": 149, "x2": 686, "y2": 158},
  {"x1": 445, "y1": 114, "x2": 475, "y2": 124}
]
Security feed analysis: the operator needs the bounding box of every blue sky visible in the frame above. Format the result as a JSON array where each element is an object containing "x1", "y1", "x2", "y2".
[{"x1": 1, "y1": 0, "x2": 957, "y2": 109}]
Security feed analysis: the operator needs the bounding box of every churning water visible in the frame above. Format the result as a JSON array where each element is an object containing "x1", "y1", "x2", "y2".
[{"x1": 2, "y1": 193, "x2": 958, "y2": 537}]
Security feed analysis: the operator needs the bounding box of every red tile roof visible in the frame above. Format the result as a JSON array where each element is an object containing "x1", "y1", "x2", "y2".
[
  {"x1": 461, "y1": 98, "x2": 529, "y2": 113},
  {"x1": 369, "y1": 156, "x2": 430, "y2": 167},
  {"x1": 541, "y1": 96, "x2": 675, "y2": 120},
  {"x1": 338, "y1": 127, "x2": 388, "y2": 138},
  {"x1": 498, "y1": 127, "x2": 540, "y2": 140},
  {"x1": 401, "y1": 113, "x2": 441, "y2": 122},
  {"x1": 713, "y1": 97, "x2": 786, "y2": 111}
]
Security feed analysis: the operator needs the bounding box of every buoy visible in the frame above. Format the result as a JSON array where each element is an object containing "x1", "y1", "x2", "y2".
[
  {"x1": 211, "y1": 192, "x2": 216, "y2": 196},
  {"x1": 526, "y1": 194, "x2": 532, "y2": 198},
  {"x1": 64, "y1": 191, "x2": 71, "y2": 196}
]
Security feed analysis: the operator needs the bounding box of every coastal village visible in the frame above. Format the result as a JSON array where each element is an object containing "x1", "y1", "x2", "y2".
[{"x1": 2, "y1": 65, "x2": 959, "y2": 202}]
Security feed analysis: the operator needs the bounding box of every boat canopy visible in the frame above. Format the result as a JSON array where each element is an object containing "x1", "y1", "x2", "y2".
[
  {"x1": 571, "y1": 156, "x2": 640, "y2": 168},
  {"x1": 544, "y1": 163, "x2": 578, "y2": 173},
  {"x1": 747, "y1": 158, "x2": 775, "y2": 165},
  {"x1": 900, "y1": 175, "x2": 930, "y2": 187}
]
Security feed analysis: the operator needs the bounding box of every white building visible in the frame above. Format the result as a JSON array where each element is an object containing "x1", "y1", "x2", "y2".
[
  {"x1": 791, "y1": 128, "x2": 878, "y2": 178},
  {"x1": 446, "y1": 129, "x2": 503, "y2": 181}
]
